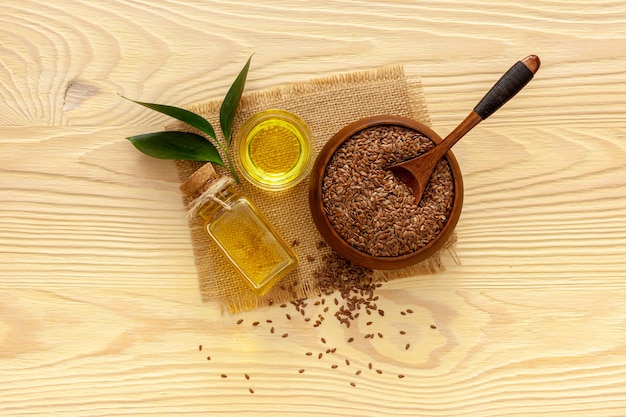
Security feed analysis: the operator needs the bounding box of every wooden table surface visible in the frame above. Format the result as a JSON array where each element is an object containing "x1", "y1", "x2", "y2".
[{"x1": 2, "y1": 1, "x2": 626, "y2": 416}]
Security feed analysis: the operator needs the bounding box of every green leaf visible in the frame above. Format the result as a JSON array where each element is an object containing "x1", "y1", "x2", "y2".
[
  {"x1": 220, "y1": 55, "x2": 252, "y2": 145},
  {"x1": 121, "y1": 96, "x2": 217, "y2": 140},
  {"x1": 126, "y1": 131, "x2": 225, "y2": 165}
]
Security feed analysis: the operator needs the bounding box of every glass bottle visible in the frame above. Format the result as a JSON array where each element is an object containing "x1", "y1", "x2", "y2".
[{"x1": 181, "y1": 163, "x2": 298, "y2": 296}]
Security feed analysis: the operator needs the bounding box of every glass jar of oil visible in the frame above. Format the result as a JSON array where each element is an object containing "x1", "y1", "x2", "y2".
[
  {"x1": 235, "y1": 109, "x2": 313, "y2": 191},
  {"x1": 180, "y1": 163, "x2": 298, "y2": 296}
]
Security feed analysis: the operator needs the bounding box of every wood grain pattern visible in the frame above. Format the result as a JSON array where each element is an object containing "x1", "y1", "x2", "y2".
[{"x1": 1, "y1": 1, "x2": 626, "y2": 415}]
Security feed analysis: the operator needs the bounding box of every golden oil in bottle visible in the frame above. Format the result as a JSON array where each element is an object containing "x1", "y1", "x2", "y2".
[
  {"x1": 235, "y1": 109, "x2": 313, "y2": 191},
  {"x1": 181, "y1": 163, "x2": 298, "y2": 295}
]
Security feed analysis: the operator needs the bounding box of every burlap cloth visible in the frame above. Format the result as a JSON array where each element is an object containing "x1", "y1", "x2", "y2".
[{"x1": 173, "y1": 66, "x2": 456, "y2": 313}]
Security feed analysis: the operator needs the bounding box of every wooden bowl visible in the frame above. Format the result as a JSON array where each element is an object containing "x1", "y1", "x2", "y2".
[{"x1": 308, "y1": 115, "x2": 464, "y2": 270}]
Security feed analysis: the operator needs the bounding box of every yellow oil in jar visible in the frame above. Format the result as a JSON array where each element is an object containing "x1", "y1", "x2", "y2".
[
  {"x1": 248, "y1": 121, "x2": 301, "y2": 175},
  {"x1": 207, "y1": 197, "x2": 297, "y2": 293},
  {"x1": 235, "y1": 110, "x2": 312, "y2": 190},
  {"x1": 180, "y1": 162, "x2": 298, "y2": 296}
]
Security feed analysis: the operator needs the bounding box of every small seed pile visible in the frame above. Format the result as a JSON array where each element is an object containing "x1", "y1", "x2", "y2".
[
  {"x1": 322, "y1": 125, "x2": 455, "y2": 257},
  {"x1": 199, "y1": 247, "x2": 439, "y2": 393}
]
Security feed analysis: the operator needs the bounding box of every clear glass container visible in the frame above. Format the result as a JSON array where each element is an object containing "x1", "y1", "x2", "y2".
[
  {"x1": 235, "y1": 109, "x2": 313, "y2": 191},
  {"x1": 181, "y1": 163, "x2": 298, "y2": 295}
]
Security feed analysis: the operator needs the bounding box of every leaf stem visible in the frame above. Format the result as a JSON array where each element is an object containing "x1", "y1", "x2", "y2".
[{"x1": 223, "y1": 149, "x2": 241, "y2": 184}]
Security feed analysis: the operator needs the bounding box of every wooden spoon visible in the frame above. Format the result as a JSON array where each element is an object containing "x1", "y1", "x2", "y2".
[{"x1": 388, "y1": 55, "x2": 541, "y2": 202}]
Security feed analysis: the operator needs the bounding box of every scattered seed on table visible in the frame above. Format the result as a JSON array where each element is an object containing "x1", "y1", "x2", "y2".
[
  {"x1": 350, "y1": 382, "x2": 356, "y2": 387},
  {"x1": 400, "y1": 330, "x2": 406, "y2": 335},
  {"x1": 237, "y1": 319, "x2": 244, "y2": 325},
  {"x1": 431, "y1": 324, "x2": 437, "y2": 329},
  {"x1": 321, "y1": 337, "x2": 326, "y2": 344},
  {"x1": 206, "y1": 356, "x2": 211, "y2": 361},
  {"x1": 331, "y1": 364, "x2": 338, "y2": 369},
  {"x1": 405, "y1": 343, "x2": 410, "y2": 350},
  {"x1": 266, "y1": 319, "x2": 273, "y2": 323},
  {"x1": 406, "y1": 309, "x2": 414, "y2": 314},
  {"x1": 280, "y1": 304, "x2": 287, "y2": 308},
  {"x1": 249, "y1": 388, "x2": 255, "y2": 394},
  {"x1": 253, "y1": 321, "x2": 260, "y2": 326},
  {"x1": 400, "y1": 311, "x2": 407, "y2": 316},
  {"x1": 199, "y1": 345, "x2": 202, "y2": 351},
  {"x1": 378, "y1": 310, "x2": 385, "y2": 317},
  {"x1": 368, "y1": 363, "x2": 373, "y2": 370},
  {"x1": 221, "y1": 374, "x2": 228, "y2": 378},
  {"x1": 398, "y1": 374, "x2": 405, "y2": 379},
  {"x1": 299, "y1": 369, "x2": 305, "y2": 373},
  {"x1": 286, "y1": 314, "x2": 291, "y2": 320},
  {"x1": 347, "y1": 337, "x2": 354, "y2": 343},
  {"x1": 366, "y1": 321, "x2": 373, "y2": 326},
  {"x1": 345, "y1": 359, "x2": 351, "y2": 366},
  {"x1": 306, "y1": 352, "x2": 313, "y2": 356},
  {"x1": 318, "y1": 353, "x2": 323, "y2": 359},
  {"x1": 271, "y1": 327, "x2": 275, "y2": 334},
  {"x1": 376, "y1": 369, "x2": 383, "y2": 374},
  {"x1": 282, "y1": 333, "x2": 288, "y2": 338},
  {"x1": 378, "y1": 332, "x2": 383, "y2": 339},
  {"x1": 355, "y1": 370, "x2": 362, "y2": 375}
]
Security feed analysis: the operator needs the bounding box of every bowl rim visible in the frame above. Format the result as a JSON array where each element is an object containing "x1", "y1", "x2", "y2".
[{"x1": 308, "y1": 115, "x2": 464, "y2": 270}]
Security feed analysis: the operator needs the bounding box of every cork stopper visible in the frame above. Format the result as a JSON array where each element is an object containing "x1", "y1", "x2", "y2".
[{"x1": 180, "y1": 163, "x2": 219, "y2": 200}]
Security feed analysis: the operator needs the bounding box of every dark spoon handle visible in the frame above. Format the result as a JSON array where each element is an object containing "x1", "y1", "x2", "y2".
[{"x1": 474, "y1": 55, "x2": 540, "y2": 120}]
